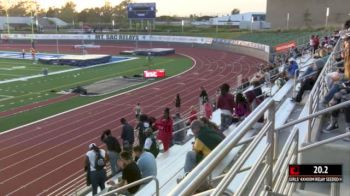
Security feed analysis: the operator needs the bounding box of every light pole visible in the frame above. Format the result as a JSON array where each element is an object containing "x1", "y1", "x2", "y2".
[
  {"x1": 250, "y1": 16, "x2": 254, "y2": 32},
  {"x1": 111, "y1": 13, "x2": 116, "y2": 31},
  {"x1": 181, "y1": 20, "x2": 184, "y2": 33},
  {"x1": 100, "y1": 12, "x2": 104, "y2": 32},
  {"x1": 325, "y1": 7, "x2": 330, "y2": 28},
  {"x1": 286, "y1": 12, "x2": 290, "y2": 30},
  {"x1": 56, "y1": 10, "x2": 61, "y2": 54},
  {"x1": 6, "y1": 9, "x2": 10, "y2": 34}
]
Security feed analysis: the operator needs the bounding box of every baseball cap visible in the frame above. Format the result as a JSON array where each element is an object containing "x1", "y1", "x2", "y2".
[{"x1": 89, "y1": 143, "x2": 97, "y2": 149}]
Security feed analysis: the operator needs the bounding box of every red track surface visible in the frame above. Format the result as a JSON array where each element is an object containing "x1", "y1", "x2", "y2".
[
  {"x1": 0, "y1": 42, "x2": 263, "y2": 196},
  {"x1": 0, "y1": 94, "x2": 76, "y2": 118}
]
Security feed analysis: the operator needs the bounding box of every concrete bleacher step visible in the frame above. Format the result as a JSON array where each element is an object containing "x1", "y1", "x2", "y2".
[
  {"x1": 340, "y1": 172, "x2": 350, "y2": 196},
  {"x1": 275, "y1": 99, "x2": 295, "y2": 128},
  {"x1": 135, "y1": 139, "x2": 193, "y2": 196},
  {"x1": 273, "y1": 80, "x2": 294, "y2": 102},
  {"x1": 292, "y1": 189, "x2": 329, "y2": 196}
]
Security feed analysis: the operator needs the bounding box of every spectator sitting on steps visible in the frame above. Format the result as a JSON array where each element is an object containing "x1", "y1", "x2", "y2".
[
  {"x1": 133, "y1": 146, "x2": 157, "y2": 179},
  {"x1": 107, "y1": 151, "x2": 142, "y2": 195},
  {"x1": 182, "y1": 120, "x2": 223, "y2": 175}
]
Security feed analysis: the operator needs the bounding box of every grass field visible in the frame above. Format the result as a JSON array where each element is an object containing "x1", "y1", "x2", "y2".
[
  {"x1": 0, "y1": 55, "x2": 193, "y2": 132},
  {"x1": 0, "y1": 58, "x2": 72, "y2": 80}
]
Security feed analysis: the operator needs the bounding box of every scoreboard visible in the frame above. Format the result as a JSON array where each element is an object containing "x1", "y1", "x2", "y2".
[{"x1": 127, "y1": 3, "x2": 156, "y2": 19}]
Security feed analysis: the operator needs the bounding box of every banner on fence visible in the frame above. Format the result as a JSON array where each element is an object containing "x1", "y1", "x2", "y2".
[{"x1": 274, "y1": 41, "x2": 297, "y2": 52}]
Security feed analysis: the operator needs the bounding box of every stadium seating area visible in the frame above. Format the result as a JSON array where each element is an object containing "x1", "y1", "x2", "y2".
[{"x1": 76, "y1": 29, "x2": 350, "y2": 196}]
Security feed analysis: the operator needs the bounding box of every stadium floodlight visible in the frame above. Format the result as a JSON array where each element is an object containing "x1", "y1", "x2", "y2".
[
  {"x1": 251, "y1": 16, "x2": 254, "y2": 32},
  {"x1": 6, "y1": 9, "x2": 10, "y2": 34},
  {"x1": 287, "y1": 12, "x2": 290, "y2": 30},
  {"x1": 181, "y1": 20, "x2": 184, "y2": 33},
  {"x1": 325, "y1": 7, "x2": 330, "y2": 28}
]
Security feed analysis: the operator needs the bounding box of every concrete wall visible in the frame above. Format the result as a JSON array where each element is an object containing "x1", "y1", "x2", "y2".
[{"x1": 266, "y1": 0, "x2": 350, "y2": 29}]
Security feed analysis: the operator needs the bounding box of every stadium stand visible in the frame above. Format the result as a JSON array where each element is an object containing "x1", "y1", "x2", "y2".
[{"x1": 82, "y1": 31, "x2": 336, "y2": 196}]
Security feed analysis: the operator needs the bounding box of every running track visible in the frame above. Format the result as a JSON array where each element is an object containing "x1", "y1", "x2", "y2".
[{"x1": 0, "y1": 42, "x2": 264, "y2": 195}]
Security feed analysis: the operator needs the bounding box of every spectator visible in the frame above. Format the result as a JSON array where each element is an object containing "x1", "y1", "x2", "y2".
[
  {"x1": 314, "y1": 35, "x2": 320, "y2": 52},
  {"x1": 309, "y1": 35, "x2": 315, "y2": 52},
  {"x1": 133, "y1": 146, "x2": 157, "y2": 178},
  {"x1": 175, "y1": 94, "x2": 181, "y2": 114},
  {"x1": 292, "y1": 64, "x2": 321, "y2": 103},
  {"x1": 100, "y1": 129, "x2": 121, "y2": 176},
  {"x1": 155, "y1": 108, "x2": 173, "y2": 151},
  {"x1": 286, "y1": 58, "x2": 299, "y2": 79},
  {"x1": 144, "y1": 127, "x2": 160, "y2": 158},
  {"x1": 173, "y1": 113, "x2": 187, "y2": 144},
  {"x1": 183, "y1": 120, "x2": 223, "y2": 173},
  {"x1": 217, "y1": 83, "x2": 235, "y2": 131},
  {"x1": 344, "y1": 19, "x2": 350, "y2": 30},
  {"x1": 84, "y1": 143, "x2": 107, "y2": 195},
  {"x1": 322, "y1": 88, "x2": 348, "y2": 132},
  {"x1": 199, "y1": 86, "x2": 209, "y2": 105},
  {"x1": 22, "y1": 49, "x2": 25, "y2": 59},
  {"x1": 108, "y1": 151, "x2": 142, "y2": 195},
  {"x1": 187, "y1": 106, "x2": 198, "y2": 125},
  {"x1": 121, "y1": 118, "x2": 134, "y2": 151},
  {"x1": 135, "y1": 103, "x2": 142, "y2": 120},
  {"x1": 203, "y1": 99, "x2": 213, "y2": 119},
  {"x1": 200, "y1": 117, "x2": 226, "y2": 139},
  {"x1": 234, "y1": 92, "x2": 250, "y2": 119},
  {"x1": 136, "y1": 114, "x2": 150, "y2": 147},
  {"x1": 290, "y1": 46, "x2": 301, "y2": 59}
]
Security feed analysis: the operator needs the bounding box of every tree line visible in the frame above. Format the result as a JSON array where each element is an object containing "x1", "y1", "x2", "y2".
[
  {"x1": 0, "y1": 0, "x2": 131, "y2": 26},
  {"x1": 0, "y1": 0, "x2": 241, "y2": 25}
]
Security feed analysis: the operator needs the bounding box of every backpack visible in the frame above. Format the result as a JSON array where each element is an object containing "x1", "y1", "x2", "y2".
[{"x1": 94, "y1": 150, "x2": 105, "y2": 170}]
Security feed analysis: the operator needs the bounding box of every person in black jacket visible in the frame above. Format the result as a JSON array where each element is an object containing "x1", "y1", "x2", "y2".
[
  {"x1": 199, "y1": 86, "x2": 208, "y2": 105},
  {"x1": 120, "y1": 118, "x2": 134, "y2": 151},
  {"x1": 175, "y1": 93, "x2": 181, "y2": 113},
  {"x1": 100, "y1": 129, "x2": 121, "y2": 176},
  {"x1": 135, "y1": 114, "x2": 149, "y2": 147}
]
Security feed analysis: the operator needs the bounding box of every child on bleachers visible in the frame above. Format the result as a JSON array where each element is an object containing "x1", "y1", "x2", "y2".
[{"x1": 234, "y1": 93, "x2": 250, "y2": 120}]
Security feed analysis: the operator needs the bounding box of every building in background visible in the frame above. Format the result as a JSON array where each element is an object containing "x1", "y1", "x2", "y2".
[
  {"x1": 191, "y1": 12, "x2": 271, "y2": 30},
  {"x1": 266, "y1": 0, "x2": 350, "y2": 29},
  {"x1": 0, "y1": 16, "x2": 68, "y2": 32}
]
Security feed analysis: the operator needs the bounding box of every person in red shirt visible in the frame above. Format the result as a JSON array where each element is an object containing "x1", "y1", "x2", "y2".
[
  {"x1": 203, "y1": 100, "x2": 213, "y2": 119},
  {"x1": 217, "y1": 83, "x2": 235, "y2": 131},
  {"x1": 187, "y1": 106, "x2": 198, "y2": 126},
  {"x1": 155, "y1": 108, "x2": 173, "y2": 152}
]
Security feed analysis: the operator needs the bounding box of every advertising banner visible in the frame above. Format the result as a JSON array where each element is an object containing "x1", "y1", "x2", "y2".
[
  {"x1": 143, "y1": 69, "x2": 166, "y2": 78},
  {"x1": 274, "y1": 41, "x2": 297, "y2": 52}
]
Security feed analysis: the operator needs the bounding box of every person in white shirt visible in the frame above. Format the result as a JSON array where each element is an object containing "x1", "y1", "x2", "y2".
[{"x1": 84, "y1": 143, "x2": 107, "y2": 195}]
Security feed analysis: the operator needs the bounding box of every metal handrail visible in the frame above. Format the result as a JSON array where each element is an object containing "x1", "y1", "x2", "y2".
[
  {"x1": 306, "y1": 37, "x2": 342, "y2": 142},
  {"x1": 168, "y1": 98, "x2": 274, "y2": 195},
  {"x1": 99, "y1": 176, "x2": 159, "y2": 196},
  {"x1": 276, "y1": 100, "x2": 350, "y2": 131},
  {"x1": 299, "y1": 132, "x2": 350, "y2": 152},
  {"x1": 212, "y1": 121, "x2": 273, "y2": 195}
]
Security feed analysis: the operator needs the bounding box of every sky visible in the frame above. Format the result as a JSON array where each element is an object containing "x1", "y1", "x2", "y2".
[{"x1": 34, "y1": 0, "x2": 267, "y2": 16}]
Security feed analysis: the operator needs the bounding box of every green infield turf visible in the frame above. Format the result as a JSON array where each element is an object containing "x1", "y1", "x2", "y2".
[
  {"x1": 0, "y1": 58, "x2": 72, "y2": 80},
  {"x1": 0, "y1": 55, "x2": 193, "y2": 132}
]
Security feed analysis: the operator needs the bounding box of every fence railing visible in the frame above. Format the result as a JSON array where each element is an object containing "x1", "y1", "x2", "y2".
[
  {"x1": 306, "y1": 35, "x2": 342, "y2": 142},
  {"x1": 99, "y1": 176, "x2": 159, "y2": 196}
]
